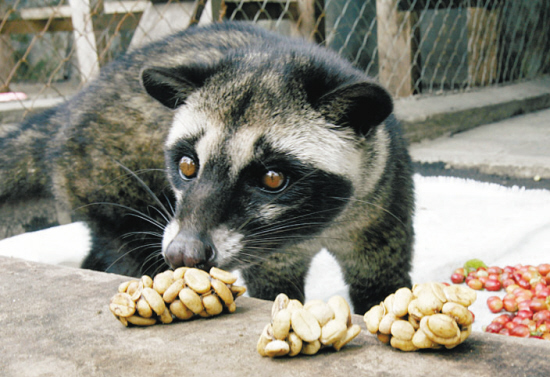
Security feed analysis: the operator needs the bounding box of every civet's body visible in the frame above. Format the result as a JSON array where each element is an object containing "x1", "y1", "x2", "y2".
[{"x1": 0, "y1": 22, "x2": 414, "y2": 313}]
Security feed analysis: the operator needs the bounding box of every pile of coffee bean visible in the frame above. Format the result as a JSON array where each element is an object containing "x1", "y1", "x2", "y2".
[
  {"x1": 109, "y1": 267, "x2": 246, "y2": 326},
  {"x1": 257, "y1": 293, "x2": 362, "y2": 357},
  {"x1": 364, "y1": 283, "x2": 476, "y2": 351}
]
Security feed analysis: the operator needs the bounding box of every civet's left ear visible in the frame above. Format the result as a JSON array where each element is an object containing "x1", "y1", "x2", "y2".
[{"x1": 315, "y1": 81, "x2": 394, "y2": 135}]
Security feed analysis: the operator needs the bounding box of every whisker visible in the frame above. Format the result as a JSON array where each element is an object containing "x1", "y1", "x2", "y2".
[
  {"x1": 121, "y1": 231, "x2": 164, "y2": 239},
  {"x1": 243, "y1": 206, "x2": 345, "y2": 235},
  {"x1": 246, "y1": 222, "x2": 324, "y2": 238},
  {"x1": 104, "y1": 241, "x2": 155, "y2": 273},
  {"x1": 75, "y1": 201, "x2": 166, "y2": 231},
  {"x1": 97, "y1": 219, "x2": 164, "y2": 273},
  {"x1": 332, "y1": 196, "x2": 408, "y2": 228},
  {"x1": 147, "y1": 204, "x2": 171, "y2": 225},
  {"x1": 244, "y1": 194, "x2": 408, "y2": 244},
  {"x1": 245, "y1": 234, "x2": 355, "y2": 245},
  {"x1": 151, "y1": 260, "x2": 170, "y2": 276},
  {"x1": 141, "y1": 254, "x2": 166, "y2": 276},
  {"x1": 242, "y1": 196, "x2": 363, "y2": 235},
  {"x1": 163, "y1": 192, "x2": 176, "y2": 217},
  {"x1": 112, "y1": 159, "x2": 172, "y2": 219},
  {"x1": 123, "y1": 212, "x2": 165, "y2": 232}
]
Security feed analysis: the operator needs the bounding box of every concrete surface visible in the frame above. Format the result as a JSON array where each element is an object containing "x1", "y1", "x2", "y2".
[
  {"x1": 396, "y1": 76, "x2": 550, "y2": 142},
  {"x1": 2, "y1": 60, "x2": 550, "y2": 377},
  {"x1": 0, "y1": 97, "x2": 66, "y2": 125},
  {"x1": 0, "y1": 80, "x2": 78, "y2": 125},
  {"x1": 1, "y1": 256, "x2": 550, "y2": 377},
  {"x1": 409, "y1": 108, "x2": 550, "y2": 179}
]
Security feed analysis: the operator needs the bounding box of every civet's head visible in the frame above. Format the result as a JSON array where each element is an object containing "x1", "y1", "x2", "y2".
[{"x1": 141, "y1": 45, "x2": 393, "y2": 271}]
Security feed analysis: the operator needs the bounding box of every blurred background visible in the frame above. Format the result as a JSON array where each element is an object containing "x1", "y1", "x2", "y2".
[{"x1": 1, "y1": 0, "x2": 549, "y2": 120}]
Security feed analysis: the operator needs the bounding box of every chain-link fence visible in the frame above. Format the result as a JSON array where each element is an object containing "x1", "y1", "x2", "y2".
[{"x1": 1, "y1": 0, "x2": 549, "y2": 122}]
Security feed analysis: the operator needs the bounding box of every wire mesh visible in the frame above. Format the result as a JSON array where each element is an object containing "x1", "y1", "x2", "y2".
[{"x1": 0, "y1": 0, "x2": 549, "y2": 122}]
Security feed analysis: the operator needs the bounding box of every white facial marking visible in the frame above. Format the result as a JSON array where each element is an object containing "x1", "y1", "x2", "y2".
[
  {"x1": 226, "y1": 126, "x2": 263, "y2": 178},
  {"x1": 210, "y1": 226, "x2": 244, "y2": 266},
  {"x1": 161, "y1": 219, "x2": 180, "y2": 255},
  {"x1": 356, "y1": 127, "x2": 390, "y2": 197},
  {"x1": 165, "y1": 101, "x2": 227, "y2": 181},
  {"x1": 257, "y1": 204, "x2": 287, "y2": 222},
  {"x1": 222, "y1": 112, "x2": 363, "y2": 186},
  {"x1": 265, "y1": 119, "x2": 362, "y2": 182},
  {"x1": 165, "y1": 104, "x2": 208, "y2": 149},
  {"x1": 194, "y1": 125, "x2": 225, "y2": 173}
]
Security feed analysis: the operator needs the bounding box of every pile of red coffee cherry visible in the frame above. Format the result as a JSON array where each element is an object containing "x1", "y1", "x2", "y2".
[{"x1": 450, "y1": 260, "x2": 550, "y2": 340}]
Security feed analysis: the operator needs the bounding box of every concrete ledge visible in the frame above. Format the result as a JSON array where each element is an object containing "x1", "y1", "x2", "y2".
[
  {"x1": 396, "y1": 76, "x2": 550, "y2": 142},
  {"x1": 0, "y1": 97, "x2": 66, "y2": 125},
  {"x1": 1, "y1": 256, "x2": 549, "y2": 377},
  {"x1": 409, "y1": 108, "x2": 550, "y2": 179}
]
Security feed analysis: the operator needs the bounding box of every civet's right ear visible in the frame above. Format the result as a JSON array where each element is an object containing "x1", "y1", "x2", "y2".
[{"x1": 140, "y1": 64, "x2": 214, "y2": 109}]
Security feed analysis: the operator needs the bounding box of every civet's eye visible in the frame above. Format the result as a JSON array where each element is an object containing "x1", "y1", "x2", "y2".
[
  {"x1": 261, "y1": 170, "x2": 287, "y2": 192},
  {"x1": 179, "y1": 156, "x2": 198, "y2": 180}
]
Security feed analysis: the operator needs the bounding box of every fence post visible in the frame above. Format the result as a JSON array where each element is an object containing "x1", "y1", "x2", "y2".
[
  {"x1": 297, "y1": 0, "x2": 318, "y2": 42},
  {"x1": 296, "y1": 0, "x2": 325, "y2": 44},
  {"x1": 467, "y1": 3, "x2": 501, "y2": 87},
  {"x1": 0, "y1": 36, "x2": 13, "y2": 92},
  {"x1": 68, "y1": 0, "x2": 100, "y2": 83},
  {"x1": 129, "y1": 0, "x2": 210, "y2": 50},
  {"x1": 0, "y1": 2, "x2": 13, "y2": 92},
  {"x1": 376, "y1": 0, "x2": 420, "y2": 98}
]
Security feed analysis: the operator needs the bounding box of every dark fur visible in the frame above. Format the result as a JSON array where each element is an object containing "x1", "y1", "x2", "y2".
[{"x1": 0, "y1": 22, "x2": 413, "y2": 313}]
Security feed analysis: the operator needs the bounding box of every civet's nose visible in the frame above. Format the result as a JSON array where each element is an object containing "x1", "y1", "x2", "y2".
[{"x1": 164, "y1": 231, "x2": 214, "y2": 271}]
